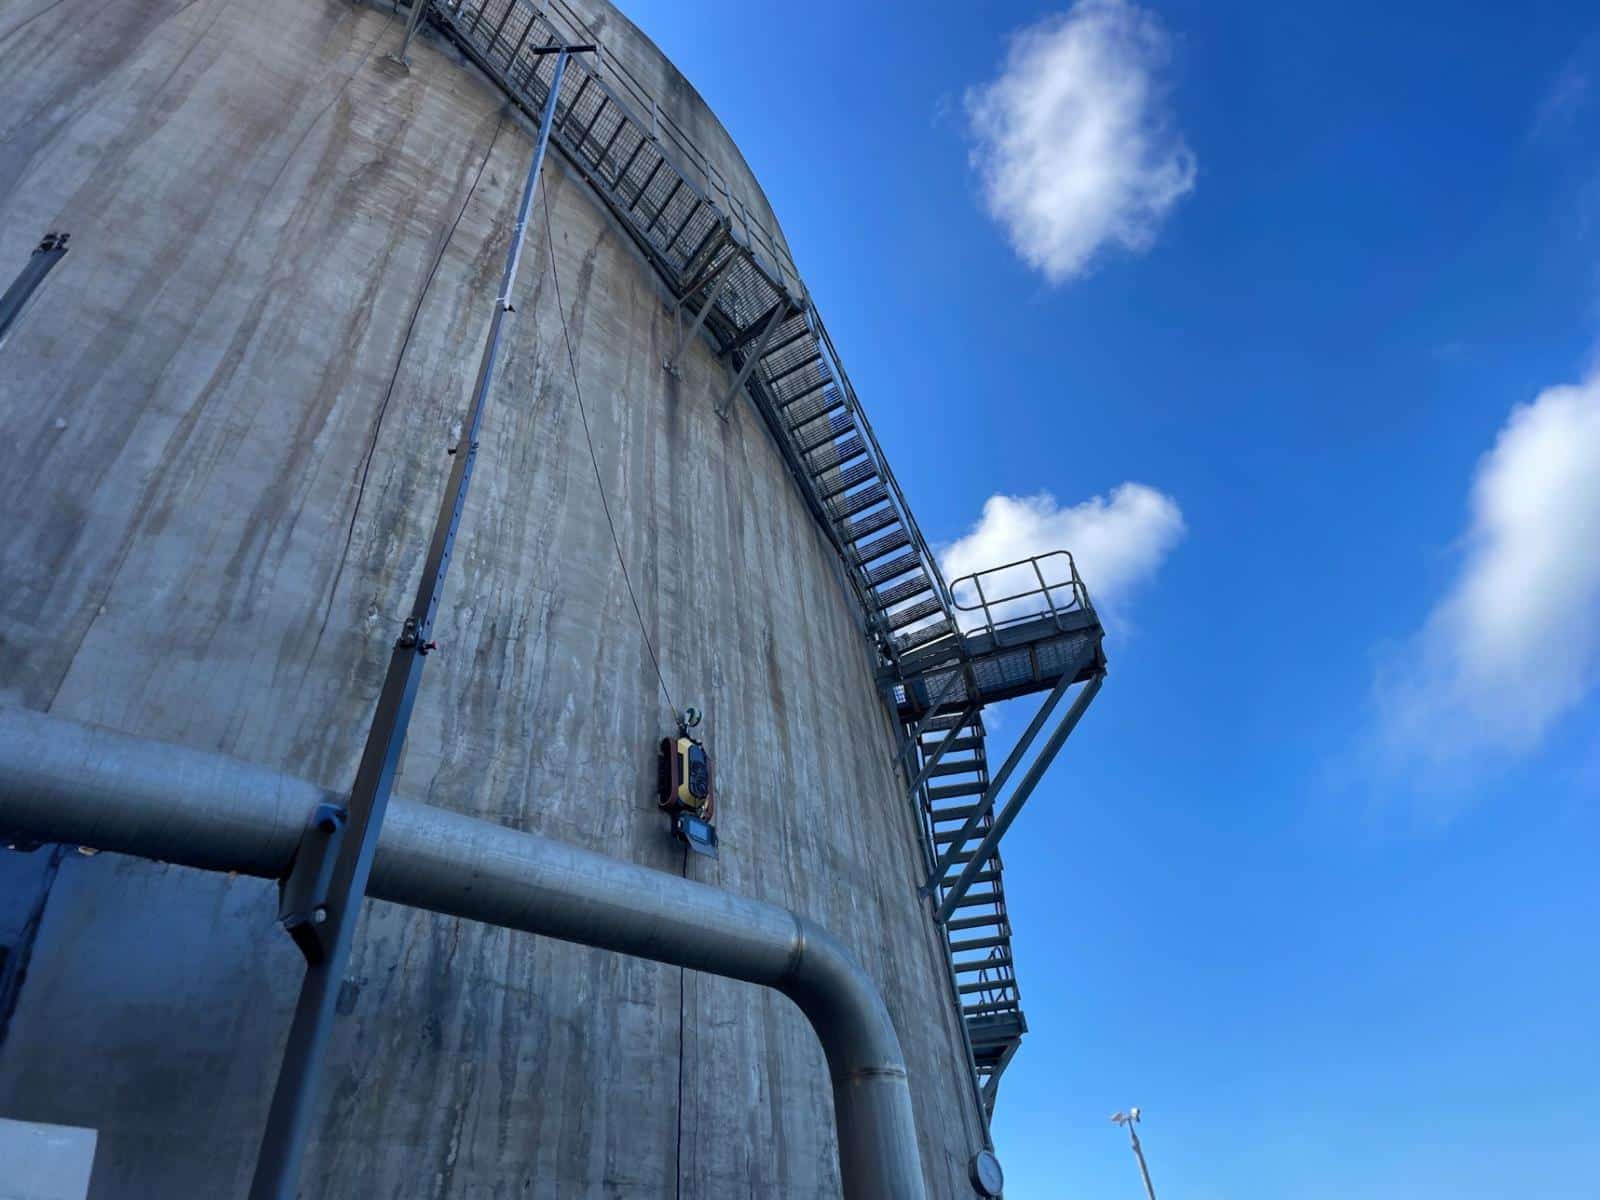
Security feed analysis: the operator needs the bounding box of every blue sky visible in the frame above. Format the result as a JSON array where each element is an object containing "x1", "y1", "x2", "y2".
[{"x1": 624, "y1": 2, "x2": 1600, "y2": 1195}]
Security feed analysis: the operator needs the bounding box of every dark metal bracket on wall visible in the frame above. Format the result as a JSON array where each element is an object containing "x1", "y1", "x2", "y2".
[{"x1": 0, "y1": 233, "x2": 69, "y2": 350}]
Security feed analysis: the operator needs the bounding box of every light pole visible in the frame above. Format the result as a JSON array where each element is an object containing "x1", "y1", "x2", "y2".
[{"x1": 1111, "y1": 1108, "x2": 1158, "y2": 1200}]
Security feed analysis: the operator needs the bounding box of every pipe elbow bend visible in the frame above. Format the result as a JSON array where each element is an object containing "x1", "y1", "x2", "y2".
[{"x1": 777, "y1": 913, "x2": 908, "y2": 1087}]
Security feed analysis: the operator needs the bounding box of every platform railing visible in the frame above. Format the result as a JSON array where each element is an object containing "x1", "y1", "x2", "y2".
[{"x1": 949, "y1": 551, "x2": 1093, "y2": 638}]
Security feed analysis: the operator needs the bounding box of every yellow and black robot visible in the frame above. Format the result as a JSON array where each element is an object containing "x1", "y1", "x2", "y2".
[{"x1": 658, "y1": 707, "x2": 717, "y2": 856}]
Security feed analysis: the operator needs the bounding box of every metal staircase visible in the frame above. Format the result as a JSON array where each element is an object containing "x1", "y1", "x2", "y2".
[
  {"x1": 910, "y1": 709, "x2": 1028, "y2": 1107},
  {"x1": 399, "y1": 0, "x2": 1105, "y2": 1113},
  {"x1": 895, "y1": 555, "x2": 1105, "y2": 1107},
  {"x1": 423, "y1": 0, "x2": 961, "y2": 674}
]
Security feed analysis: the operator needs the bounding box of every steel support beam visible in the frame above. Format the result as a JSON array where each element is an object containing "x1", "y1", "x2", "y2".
[
  {"x1": 980, "y1": 1040, "x2": 1021, "y2": 1112},
  {"x1": 0, "y1": 705, "x2": 929, "y2": 1200},
  {"x1": 897, "y1": 666, "x2": 967, "y2": 772},
  {"x1": 247, "y1": 51, "x2": 585, "y2": 1200},
  {"x1": 933, "y1": 672, "x2": 1102, "y2": 924},
  {"x1": 715, "y1": 299, "x2": 787, "y2": 418},
  {"x1": 722, "y1": 297, "x2": 790, "y2": 355},
  {"x1": 904, "y1": 704, "x2": 977, "y2": 799},
  {"x1": 921, "y1": 670, "x2": 1076, "y2": 894},
  {"x1": 664, "y1": 249, "x2": 739, "y2": 376}
]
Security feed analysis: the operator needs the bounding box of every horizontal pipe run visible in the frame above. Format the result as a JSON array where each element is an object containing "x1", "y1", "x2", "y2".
[{"x1": 0, "y1": 706, "x2": 927, "y2": 1200}]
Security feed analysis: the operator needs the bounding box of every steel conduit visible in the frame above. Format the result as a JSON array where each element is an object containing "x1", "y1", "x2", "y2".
[{"x1": 0, "y1": 706, "x2": 927, "y2": 1200}]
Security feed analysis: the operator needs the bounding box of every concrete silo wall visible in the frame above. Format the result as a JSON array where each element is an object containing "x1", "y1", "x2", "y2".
[{"x1": 0, "y1": 0, "x2": 987, "y2": 1195}]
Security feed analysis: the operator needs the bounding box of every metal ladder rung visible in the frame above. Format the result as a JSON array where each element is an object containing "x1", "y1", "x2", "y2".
[
  {"x1": 942, "y1": 868, "x2": 999, "y2": 887},
  {"x1": 957, "y1": 977, "x2": 1015, "y2": 996},
  {"x1": 942, "y1": 850, "x2": 997, "y2": 866},
  {"x1": 932, "y1": 803, "x2": 988, "y2": 822},
  {"x1": 933, "y1": 820, "x2": 987, "y2": 844},
  {"x1": 945, "y1": 914, "x2": 1006, "y2": 933},
  {"x1": 948, "y1": 935, "x2": 1008, "y2": 953},
  {"x1": 963, "y1": 999, "x2": 1023, "y2": 1017},
  {"x1": 921, "y1": 734, "x2": 981, "y2": 753},
  {"x1": 953, "y1": 954, "x2": 1013, "y2": 974},
  {"x1": 924, "y1": 759, "x2": 983, "y2": 779}
]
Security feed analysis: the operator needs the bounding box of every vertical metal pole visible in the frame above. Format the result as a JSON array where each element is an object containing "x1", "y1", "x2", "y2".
[
  {"x1": 1129, "y1": 1123, "x2": 1158, "y2": 1200},
  {"x1": 246, "y1": 49, "x2": 579, "y2": 1200}
]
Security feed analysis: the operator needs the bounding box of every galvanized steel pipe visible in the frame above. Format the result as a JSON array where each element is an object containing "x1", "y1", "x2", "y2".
[{"x1": 0, "y1": 706, "x2": 927, "y2": 1200}]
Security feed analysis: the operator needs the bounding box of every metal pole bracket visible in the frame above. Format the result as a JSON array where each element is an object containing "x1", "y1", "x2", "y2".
[{"x1": 277, "y1": 802, "x2": 349, "y2": 965}]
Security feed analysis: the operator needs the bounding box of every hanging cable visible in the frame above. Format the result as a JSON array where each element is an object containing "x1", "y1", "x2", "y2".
[
  {"x1": 544, "y1": 180, "x2": 691, "y2": 1191},
  {"x1": 540, "y1": 179, "x2": 676, "y2": 719}
]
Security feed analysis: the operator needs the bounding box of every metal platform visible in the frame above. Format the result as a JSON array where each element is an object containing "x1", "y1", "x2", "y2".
[{"x1": 400, "y1": 0, "x2": 1105, "y2": 1113}]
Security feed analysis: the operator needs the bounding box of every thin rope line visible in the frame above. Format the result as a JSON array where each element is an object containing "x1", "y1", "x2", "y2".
[
  {"x1": 307, "y1": 112, "x2": 506, "y2": 666},
  {"x1": 540, "y1": 181, "x2": 675, "y2": 718}
]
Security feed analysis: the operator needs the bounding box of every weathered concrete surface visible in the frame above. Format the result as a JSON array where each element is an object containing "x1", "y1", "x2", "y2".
[{"x1": 0, "y1": 0, "x2": 985, "y2": 1195}]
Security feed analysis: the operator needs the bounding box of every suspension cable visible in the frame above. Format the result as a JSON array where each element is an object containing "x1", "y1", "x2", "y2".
[{"x1": 539, "y1": 182, "x2": 676, "y2": 718}]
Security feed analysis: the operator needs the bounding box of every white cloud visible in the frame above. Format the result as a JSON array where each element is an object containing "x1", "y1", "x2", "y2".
[
  {"x1": 966, "y1": 0, "x2": 1196, "y2": 283},
  {"x1": 1376, "y1": 374, "x2": 1600, "y2": 768},
  {"x1": 939, "y1": 485, "x2": 1185, "y2": 628}
]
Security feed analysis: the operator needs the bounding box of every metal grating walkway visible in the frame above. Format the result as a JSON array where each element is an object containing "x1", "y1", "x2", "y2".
[{"x1": 404, "y1": 0, "x2": 1105, "y2": 1113}]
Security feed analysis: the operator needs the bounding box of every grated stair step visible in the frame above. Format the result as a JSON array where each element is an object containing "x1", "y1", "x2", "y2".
[
  {"x1": 855, "y1": 529, "x2": 911, "y2": 566},
  {"x1": 838, "y1": 505, "x2": 898, "y2": 546},
  {"x1": 888, "y1": 596, "x2": 944, "y2": 630}
]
